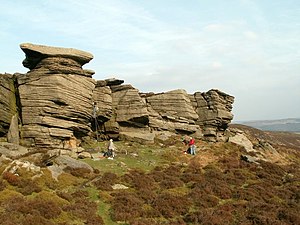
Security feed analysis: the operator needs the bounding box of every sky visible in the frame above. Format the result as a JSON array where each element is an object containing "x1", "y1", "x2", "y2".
[{"x1": 1, "y1": 0, "x2": 299, "y2": 121}]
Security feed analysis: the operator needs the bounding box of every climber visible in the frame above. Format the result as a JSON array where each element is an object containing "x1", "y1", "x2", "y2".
[
  {"x1": 92, "y1": 102, "x2": 99, "y2": 118},
  {"x1": 92, "y1": 102, "x2": 100, "y2": 141}
]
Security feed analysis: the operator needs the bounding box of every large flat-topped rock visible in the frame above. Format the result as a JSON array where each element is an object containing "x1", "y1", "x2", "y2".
[{"x1": 20, "y1": 43, "x2": 93, "y2": 69}]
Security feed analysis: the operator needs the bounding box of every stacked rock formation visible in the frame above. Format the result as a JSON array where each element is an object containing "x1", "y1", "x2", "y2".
[
  {"x1": 146, "y1": 89, "x2": 200, "y2": 134},
  {"x1": 17, "y1": 43, "x2": 96, "y2": 151},
  {"x1": 193, "y1": 90, "x2": 235, "y2": 141},
  {"x1": 0, "y1": 43, "x2": 235, "y2": 155},
  {"x1": 94, "y1": 83, "x2": 234, "y2": 143}
]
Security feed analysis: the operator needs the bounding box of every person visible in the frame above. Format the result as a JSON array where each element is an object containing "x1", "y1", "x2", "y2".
[
  {"x1": 188, "y1": 137, "x2": 196, "y2": 155},
  {"x1": 106, "y1": 139, "x2": 115, "y2": 159},
  {"x1": 92, "y1": 102, "x2": 99, "y2": 118}
]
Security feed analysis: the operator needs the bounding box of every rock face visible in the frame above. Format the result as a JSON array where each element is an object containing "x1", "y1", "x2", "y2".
[
  {"x1": 193, "y1": 90, "x2": 234, "y2": 141},
  {"x1": 92, "y1": 80, "x2": 113, "y2": 123},
  {"x1": 146, "y1": 89, "x2": 200, "y2": 135},
  {"x1": 17, "y1": 43, "x2": 96, "y2": 150},
  {"x1": 1, "y1": 43, "x2": 235, "y2": 153},
  {"x1": 0, "y1": 73, "x2": 18, "y2": 137}
]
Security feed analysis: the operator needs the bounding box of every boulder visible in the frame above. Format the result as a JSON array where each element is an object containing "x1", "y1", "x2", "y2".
[
  {"x1": 112, "y1": 184, "x2": 129, "y2": 190},
  {"x1": 240, "y1": 155, "x2": 260, "y2": 164},
  {"x1": 0, "y1": 142, "x2": 29, "y2": 159},
  {"x1": 53, "y1": 155, "x2": 93, "y2": 171},
  {"x1": 105, "y1": 78, "x2": 124, "y2": 86},
  {"x1": 20, "y1": 43, "x2": 93, "y2": 69},
  {"x1": 78, "y1": 152, "x2": 92, "y2": 159},
  {"x1": 229, "y1": 132, "x2": 255, "y2": 152}
]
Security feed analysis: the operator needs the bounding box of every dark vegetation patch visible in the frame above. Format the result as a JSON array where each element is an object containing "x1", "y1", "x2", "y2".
[
  {"x1": 0, "y1": 138, "x2": 299, "y2": 224},
  {"x1": 105, "y1": 144, "x2": 300, "y2": 224}
]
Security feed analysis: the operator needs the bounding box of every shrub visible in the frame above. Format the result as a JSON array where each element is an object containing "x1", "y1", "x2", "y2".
[
  {"x1": 110, "y1": 191, "x2": 144, "y2": 222},
  {"x1": 29, "y1": 198, "x2": 62, "y2": 219},
  {"x1": 137, "y1": 188, "x2": 157, "y2": 204},
  {"x1": 218, "y1": 154, "x2": 241, "y2": 169},
  {"x1": 63, "y1": 197, "x2": 103, "y2": 223},
  {"x1": 0, "y1": 178, "x2": 7, "y2": 191},
  {"x1": 184, "y1": 208, "x2": 234, "y2": 225},
  {"x1": 2, "y1": 172, "x2": 19, "y2": 185},
  {"x1": 148, "y1": 170, "x2": 166, "y2": 182},
  {"x1": 16, "y1": 178, "x2": 42, "y2": 195},
  {"x1": 93, "y1": 172, "x2": 119, "y2": 191},
  {"x1": 189, "y1": 187, "x2": 219, "y2": 208},
  {"x1": 152, "y1": 193, "x2": 191, "y2": 218},
  {"x1": 63, "y1": 166, "x2": 92, "y2": 178},
  {"x1": 132, "y1": 174, "x2": 157, "y2": 190},
  {"x1": 71, "y1": 189, "x2": 89, "y2": 199},
  {"x1": 159, "y1": 175, "x2": 184, "y2": 189},
  {"x1": 2, "y1": 195, "x2": 61, "y2": 221},
  {"x1": 24, "y1": 213, "x2": 55, "y2": 225},
  {"x1": 180, "y1": 172, "x2": 204, "y2": 184},
  {"x1": 163, "y1": 165, "x2": 182, "y2": 177},
  {"x1": 56, "y1": 191, "x2": 73, "y2": 202},
  {"x1": 277, "y1": 208, "x2": 300, "y2": 224}
]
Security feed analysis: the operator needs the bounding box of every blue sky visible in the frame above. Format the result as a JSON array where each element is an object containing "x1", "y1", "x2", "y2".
[{"x1": 1, "y1": 0, "x2": 299, "y2": 121}]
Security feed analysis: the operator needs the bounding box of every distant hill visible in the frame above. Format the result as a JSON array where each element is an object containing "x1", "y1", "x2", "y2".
[{"x1": 234, "y1": 118, "x2": 300, "y2": 132}]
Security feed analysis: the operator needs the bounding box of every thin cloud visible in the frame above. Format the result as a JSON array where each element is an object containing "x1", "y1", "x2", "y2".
[{"x1": 0, "y1": 0, "x2": 299, "y2": 121}]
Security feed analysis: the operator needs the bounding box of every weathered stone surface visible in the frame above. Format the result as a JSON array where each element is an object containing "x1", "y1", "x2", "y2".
[
  {"x1": 112, "y1": 87, "x2": 149, "y2": 125},
  {"x1": 193, "y1": 89, "x2": 234, "y2": 141},
  {"x1": 3, "y1": 160, "x2": 42, "y2": 175},
  {"x1": 18, "y1": 73, "x2": 95, "y2": 149},
  {"x1": 240, "y1": 155, "x2": 260, "y2": 164},
  {"x1": 2, "y1": 43, "x2": 236, "y2": 153},
  {"x1": 0, "y1": 73, "x2": 17, "y2": 137},
  {"x1": 229, "y1": 131, "x2": 255, "y2": 152},
  {"x1": 112, "y1": 184, "x2": 129, "y2": 190},
  {"x1": 145, "y1": 89, "x2": 201, "y2": 134},
  {"x1": 118, "y1": 126, "x2": 154, "y2": 144},
  {"x1": 77, "y1": 151, "x2": 92, "y2": 159},
  {"x1": 105, "y1": 78, "x2": 124, "y2": 86},
  {"x1": 20, "y1": 43, "x2": 93, "y2": 69},
  {"x1": 47, "y1": 155, "x2": 93, "y2": 179},
  {"x1": 7, "y1": 114, "x2": 19, "y2": 145},
  {"x1": 95, "y1": 80, "x2": 107, "y2": 87},
  {"x1": 53, "y1": 155, "x2": 93, "y2": 171},
  {"x1": 17, "y1": 43, "x2": 96, "y2": 150},
  {"x1": 147, "y1": 89, "x2": 199, "y2": 121},
  {"x1": 92, "y1": 85, "x2": 112, "y2": 123},
  {"x1": 0, "y1": 142, "x2": 29, "y2": 159}
]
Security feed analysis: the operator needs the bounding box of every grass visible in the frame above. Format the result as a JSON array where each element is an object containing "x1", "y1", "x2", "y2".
[
  {"x1": 86, "y1": 187, "x2": 119, "y2": 225},
  {"x1": 82, "y1": 142, "x2": 180, "y2": 176}
]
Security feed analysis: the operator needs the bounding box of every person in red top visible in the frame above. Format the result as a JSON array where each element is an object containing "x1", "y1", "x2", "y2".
[{"x1": 188, "y1": 137, "x2": 196, "y2": 155}]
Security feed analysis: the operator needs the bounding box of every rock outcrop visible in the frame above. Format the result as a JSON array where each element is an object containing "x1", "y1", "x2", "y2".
[
  {"x1": 0, "y1": 43, "x2": 235, "y2": 154},
  {"x1": 193, "y1": 90, "x2": 234, "y2": 141},
  {"x1": 146, "y1": 89, "x2": 200, "y2": 135},
  {"x1": 17, "y1": 43, "x2": 96, "y2": 151}
]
